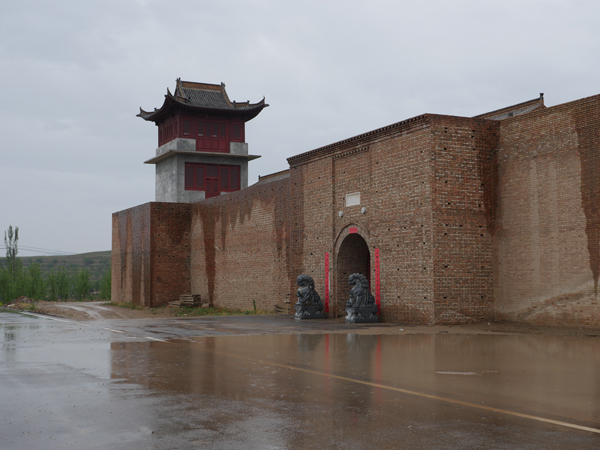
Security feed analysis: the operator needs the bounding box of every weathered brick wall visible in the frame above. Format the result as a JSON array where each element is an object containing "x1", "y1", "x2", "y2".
[
  {"x1": 112, "y1": 203, "x2": 191, "y2": 307},
  {"x1": 289, "y1": 163, "x2": 306, "y2": 302},
  {"x1": 189, "y1": 178, "x2": 292, "y2": 312},
  {"x1": 289, "y1": 118, "x2": 438, "y2": 324},
  {"x1": 429, "y1": 116, "x2": 498, "y2": 324},
  {"x1": 290, "y1": 156, "x2": 335, "y2": 312},
  {"x1": 150, "y1": 203, "x2": 192, "y2": 307},
  {"x1": 112, "y1": 204, "x2": 152, "y2": 306},
  {"x1": 366, "y1": 122, "x2": 436, "y2": 324},
  {"x1": 494, "y1": 94, "x2": 600, "y2": 327},
  {"x1": 332, "y1": 149, "x2": 372, "y2": 316},
  {"x1": 114, "y1": 92, "x2": 599, "y2": 327}
]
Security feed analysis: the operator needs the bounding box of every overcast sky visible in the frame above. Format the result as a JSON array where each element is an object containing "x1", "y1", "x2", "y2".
[{"x1": 1, "y1": 0, "x2": 599, "y2": 256}]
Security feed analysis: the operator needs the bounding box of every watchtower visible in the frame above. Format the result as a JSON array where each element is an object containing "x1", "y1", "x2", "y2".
[{"x1": 138, "y1": 79, "x2": 268, "y2": 202}]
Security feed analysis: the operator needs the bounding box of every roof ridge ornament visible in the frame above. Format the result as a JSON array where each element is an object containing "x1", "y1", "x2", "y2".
[{"x1": 220, "y1": 82, "x2": 233, "y2": 107}]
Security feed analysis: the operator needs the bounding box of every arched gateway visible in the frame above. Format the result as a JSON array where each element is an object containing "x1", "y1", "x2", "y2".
[{"x1": 334, "y1": 230, "x2": 370, "y2": 318}]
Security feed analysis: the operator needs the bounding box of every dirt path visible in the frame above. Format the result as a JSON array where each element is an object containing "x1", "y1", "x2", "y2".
[
  {"x1": 40, "y1": 302, "x2": 136, "y2": 320},
  {"x1": 5, "y1": 300, "x2": 164, "y2": 320}
]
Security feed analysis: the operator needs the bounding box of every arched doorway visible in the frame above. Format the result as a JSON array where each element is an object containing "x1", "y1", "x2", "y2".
[{"x1": 335, "y1": 233, "x2": 370, "y2": 317}]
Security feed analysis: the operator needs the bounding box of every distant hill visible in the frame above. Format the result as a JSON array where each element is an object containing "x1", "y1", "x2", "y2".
[{"x1": 1, "y1": 250, "x2": 111, "y2": 281}]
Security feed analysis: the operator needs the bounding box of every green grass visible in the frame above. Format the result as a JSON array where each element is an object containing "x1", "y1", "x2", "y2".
[
  {"x1": 175, "y1": 306, "x2": 274, "y2": 317},
  {"x1": 109, "y1": 301, "x2": 144, "y2": 310},
  {"x1": 175, "y1": 306, "x2": 230, "y2": 317}
]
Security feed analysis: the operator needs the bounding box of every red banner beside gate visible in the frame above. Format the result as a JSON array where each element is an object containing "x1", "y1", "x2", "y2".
[
  {"x1": 374, "y1": 248, "x2": 381, "y2": 314},
  {"x1": 324, "y1": 252, "x2": 330, "y2": 312}
]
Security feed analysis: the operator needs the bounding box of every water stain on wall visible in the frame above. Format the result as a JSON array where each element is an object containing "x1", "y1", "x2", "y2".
[
  {"x1": 478, "y1": 124, "x2": 500, "y2": 235},
  {"x1": 290, "y1": 165, "x2": 305, "y2": 296},
  {"x1": 115, "y1": 204, "x2": 152, "y2": 306},
  {"x1": 575, "y1": 104, "x2": 600, "y2": 296},
  {"x1": 195, "y1": 178, "x2": 292, "y2": 305},
  {"x1": 197, "y1": 203, "x2": 216, "y2": 303}
]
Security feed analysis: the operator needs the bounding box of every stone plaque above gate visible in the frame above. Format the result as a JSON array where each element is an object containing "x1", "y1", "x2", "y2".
[{"x1": 345, "y1": 192, "x2": 361, "y2": 207}]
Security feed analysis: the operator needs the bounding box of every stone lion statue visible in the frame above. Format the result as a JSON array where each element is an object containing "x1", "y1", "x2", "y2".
[
  {"x1": 296, "y1": 274, "x2": 322, "y2": 305},
  {"x1": 345, "y1": 273, "x2": 378, "y2": 323},
  {"x1": 295, "y1": 274, "x2": 324, "y2": 320},
  {"x1": 347, "y1": 273, "x2": 375, "y2": 308}
]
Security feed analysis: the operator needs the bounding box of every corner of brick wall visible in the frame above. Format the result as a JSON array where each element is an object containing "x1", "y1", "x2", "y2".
[
  {"x1": 428, "y1": 115, "x2": 498, "y2": 324},
  {"x1": 111, "y1": 203, "x2": 152, "y2": 306},
  {"x1": 150, "y1": 203, "x2": 192, "y2": 307}
]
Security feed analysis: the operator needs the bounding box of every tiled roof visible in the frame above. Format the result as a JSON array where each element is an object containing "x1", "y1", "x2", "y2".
[
  {"x1": 177, "y1": 81, "x2": 232, "y2": 109},
  {"x1": 138, "y1": 79, "x2": 267, "y2": 122}
]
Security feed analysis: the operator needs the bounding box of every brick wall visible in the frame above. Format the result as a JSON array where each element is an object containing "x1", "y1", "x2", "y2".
[
  {"x1": 150, "y1": 203, "x2": 192, "y2": 307},
  {"x1": 112, "y1": 202, "x2": 191, "y2": 307},
  {"x1": 290, "y1": 155, "x2": 336, "y2": 315},
  {"x1": 366, "y1": 121, "x2": 435, "y2": 324},
  {"x1": 494, "y1": 94, "x2": 600, "y2": 326},
  {"x1": 429, "y1": 115, "x2": 498, "y2": 324},
  {"x1": 112, "y1": 203, "x2": 152, "y2": 306},
  {"x1": 289, "y1": 114, "x2": 501, "y2": 325},
  {"x1": 115, "y1": 92, "x2": 600, "y2": 327},
  {"x1": 289, "y1": 117, "x2": 439, "y2": 324},
  {"x1": 189, "y1": 177, "x2": 292, "y2": 312}
]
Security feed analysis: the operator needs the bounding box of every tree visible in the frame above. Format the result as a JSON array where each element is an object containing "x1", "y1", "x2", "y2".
[
  {"x1": 47, "y1": 271, "x2": 58, "y2": 301},
  {"x1": 0, "y1": 260, "x2": 25, "y2": 303},
  {"x1": 74, "y1": 268, "x2": 91, "y2": 301},
  {"x1": 4, "y1": 225, "x2": 19, "y2": 275},
  {"x1": 0, "y1": 267, "x2": 11, "y2": 304},
  {"x1": 56, "y1": 267, "x2": 71, "y2": 300},
  {"x1": 25, "y1": 263, "x2": 46, "y2": 300},
  {"x1": 99, "y1": 265, "x2": 111, "y2": 301}
]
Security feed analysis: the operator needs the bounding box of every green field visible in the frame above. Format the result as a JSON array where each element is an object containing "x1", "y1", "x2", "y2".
[{"x1": 1, "y1": 250, "x2": 111, "y2": 282}]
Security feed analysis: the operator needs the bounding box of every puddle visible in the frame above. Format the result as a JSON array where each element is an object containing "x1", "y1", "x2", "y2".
[
  {"x1": 3, "y1": 311, "x2": 600, "y2": 449},
  {"x1": 109, "y1": 333, "x2": 600, "y2": 426}
]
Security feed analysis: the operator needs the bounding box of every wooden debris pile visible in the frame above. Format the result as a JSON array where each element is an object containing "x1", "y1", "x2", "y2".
[
  {"x1": 169, "y1": 294, "x2": 207, "y2": 308},
  {"x1": 273, "y1": 304, "x2": 288, "y2": 314}
]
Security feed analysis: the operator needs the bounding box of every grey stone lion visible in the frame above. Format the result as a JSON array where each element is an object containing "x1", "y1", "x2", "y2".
[
  {"x1": 346, "y1": 273, "x2": 375, "y2": 308},
  {"x1": 294, "y1": 274, "x2": 324, "y2": 320},
  {"x1": 345, "y1": 273, "x2": 378, "y2": 323}
]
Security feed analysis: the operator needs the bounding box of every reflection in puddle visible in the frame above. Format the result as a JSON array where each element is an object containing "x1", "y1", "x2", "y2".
[
  {"x1": 435, "y1": 371, "x2": 499, "y2": 376},
  {"x1": 1, "y1": 318, "x2": 42, "y2": 357},
  {"x1": 3, "y1": 308, "x2": 600, "y2": 449},
  {"x1": 110, "y1": 333, "x2": 600, "y2": 430}
]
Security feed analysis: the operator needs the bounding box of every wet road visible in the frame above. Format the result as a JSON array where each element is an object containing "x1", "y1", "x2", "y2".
[{"x1": 2, "y1": 310, "x2": 600, "y2": 449}]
